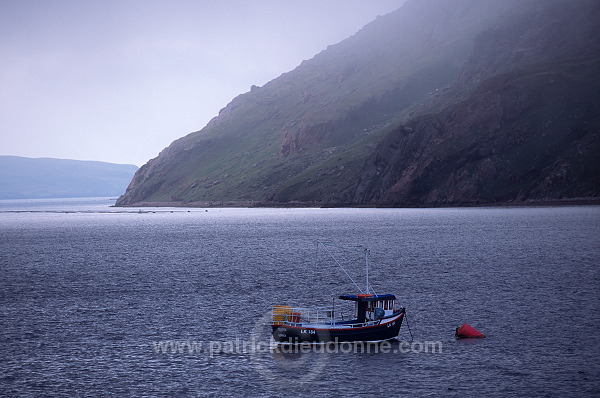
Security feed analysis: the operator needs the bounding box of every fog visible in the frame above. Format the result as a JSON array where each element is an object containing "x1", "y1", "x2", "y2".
[{"x1": 0, "y1": 0, "x2": 405, "y2": 166}]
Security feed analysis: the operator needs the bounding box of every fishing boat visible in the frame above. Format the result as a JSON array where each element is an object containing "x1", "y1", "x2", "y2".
[{"x1": 271, "y1": 246, "x2": 406, "y2": 343}]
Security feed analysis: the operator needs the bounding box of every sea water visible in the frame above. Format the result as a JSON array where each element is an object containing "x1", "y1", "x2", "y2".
[{"x1": 1, "y1": 198, "x2": 599, "y2": 396}]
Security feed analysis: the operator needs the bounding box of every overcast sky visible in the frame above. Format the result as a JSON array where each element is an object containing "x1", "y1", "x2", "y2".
[{"x1": 0, "y1": 0, "x2": 406, "y2": 166}]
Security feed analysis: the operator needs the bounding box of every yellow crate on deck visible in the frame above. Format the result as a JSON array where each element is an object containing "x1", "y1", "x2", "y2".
[{"x1": 272, "y1": 305, "x2": 291, "y2": 324}]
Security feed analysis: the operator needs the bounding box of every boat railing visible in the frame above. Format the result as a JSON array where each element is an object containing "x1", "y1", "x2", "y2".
[{"x1": 272, "y1": 305, "x2": 352, "y2": 326}]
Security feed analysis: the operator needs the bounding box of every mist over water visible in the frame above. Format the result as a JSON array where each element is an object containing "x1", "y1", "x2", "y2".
[{"x1": 1, "y1": 199, "x2": 599, "y2": 396}]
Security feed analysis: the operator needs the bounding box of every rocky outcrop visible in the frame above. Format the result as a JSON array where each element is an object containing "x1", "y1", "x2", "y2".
[{"x1": 279, "y1": 121, "x2": 334, "y2": 158}]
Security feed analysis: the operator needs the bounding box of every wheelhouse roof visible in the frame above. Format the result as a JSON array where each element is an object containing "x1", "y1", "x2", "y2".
[{"x1": 339, "y1": 294, "x2": 396, "y2": 302}]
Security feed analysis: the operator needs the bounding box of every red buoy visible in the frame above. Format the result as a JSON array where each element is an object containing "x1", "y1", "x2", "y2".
[{"x1": 455, "y1": 323, "x2": 485, "y2": 338}]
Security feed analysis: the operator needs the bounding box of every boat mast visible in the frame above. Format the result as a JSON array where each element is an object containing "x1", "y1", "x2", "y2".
[{"x1": 365, "y1": 248, "x2": 370, "y2": 294}]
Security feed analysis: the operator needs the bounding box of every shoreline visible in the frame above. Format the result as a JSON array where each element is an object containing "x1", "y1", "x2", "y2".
[{"x1": 112, "y1": 197, "x2": 600, "y2": 209}]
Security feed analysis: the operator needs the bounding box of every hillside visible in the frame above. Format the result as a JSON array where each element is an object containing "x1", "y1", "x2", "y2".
[
  {"x1": 0, "y1": 156, "x2": 138, "y2": 199},
  {"x1": 116, "y1": 0, "x2": 600, "y2": 207}
]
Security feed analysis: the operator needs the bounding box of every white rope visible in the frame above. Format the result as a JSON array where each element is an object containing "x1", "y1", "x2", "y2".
[{"x1": 317, "y1": 242, "x2": 364, "y2": 294}]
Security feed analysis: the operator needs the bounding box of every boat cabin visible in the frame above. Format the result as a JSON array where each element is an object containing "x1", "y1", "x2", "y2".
[{"x1": 339, "y1": 293, "x2": 396, "y2": 323}]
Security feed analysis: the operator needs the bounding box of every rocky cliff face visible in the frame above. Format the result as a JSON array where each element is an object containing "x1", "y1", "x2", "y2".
[
  {"x1": 353, "y1": 0, "x2": 600, "y2": 206},
  {"x1": 354, "y1": 60, "x2": 600, "y2": 206},
  {"x1": 116, "y1": 0, "x2": 600, "y2": 207}
]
